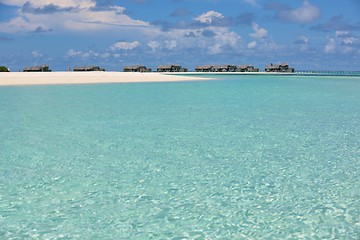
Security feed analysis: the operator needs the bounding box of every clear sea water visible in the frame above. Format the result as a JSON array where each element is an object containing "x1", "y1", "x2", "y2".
[{"x1": 0, "y1": 75, "x2": 359, "y2": 239}]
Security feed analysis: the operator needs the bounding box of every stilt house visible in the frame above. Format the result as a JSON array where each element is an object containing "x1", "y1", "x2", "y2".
[
  {"x1": 195, "y1": 65, "x2": 215, "y2": 72},
  {"x1": 157, "y1": 65, "x2": 187, "y2": 72},
  {"x1": 123, "y1": 65, "x2": 151, "y2": 72},
  {"x1": 23, "y1": 65, "x2": 51, "y2": 72},
  {"x1": 265, "y1": 63, "x2": 294, "y2": 73},
  {"x1": 73, "y1": 66, "x2": 105, "y2": 71},
  {"x1": 212, "y1": 65, "x2": 237, "y2": 72},
  {"x1": 237, "y1": 65, "x2": 259, "y2": 72}
]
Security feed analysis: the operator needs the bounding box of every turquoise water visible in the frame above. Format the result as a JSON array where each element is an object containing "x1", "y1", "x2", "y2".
[{"x1": 0, "y1": 75, "x2": 359, "y2": 239}]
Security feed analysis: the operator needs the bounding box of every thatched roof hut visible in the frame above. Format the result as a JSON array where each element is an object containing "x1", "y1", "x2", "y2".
[
  {"x1": 157, "y1": 64, "x2": 187, "y2": 72},
  {"x1": 123, "y1": 65, "x2": 151, "y2": 72},
  {"x1": 73, "y1": 66, "x2": 105, "y2": 71},
  {"x1": 237, "y1": 65, "x2": 259, "y2": 72},
  {"x1": 265, "y1": 63, "x2": 294, "y2": 72},
  {"x1": 195, "y1": 65, "x2": 215, "y2": 72},
  {"x1": 23, "y1": 65, "x2": 51, "y2": 72},
  {"x1": 212, "y1": 65, "x2": 237, "y2": 72}
]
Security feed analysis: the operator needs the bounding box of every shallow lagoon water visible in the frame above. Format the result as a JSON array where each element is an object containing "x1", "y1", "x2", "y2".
[{"x1": 0, "y1": 75, "x2": 359, "y2": 239}]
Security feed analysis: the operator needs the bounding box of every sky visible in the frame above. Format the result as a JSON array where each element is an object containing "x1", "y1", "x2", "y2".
[{"x1": 0, "y1": 0, "x2": 360, "y2": 71}]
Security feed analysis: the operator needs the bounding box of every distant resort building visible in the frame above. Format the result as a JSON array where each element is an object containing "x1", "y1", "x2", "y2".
[
  {"x1": 212, "y1": 65, "x2": 237, "y2": 72},
  {"x1": 195, "y1": 65, "x2": 215, "y2": 72},
  {"x1": 265, "y1": 63, "x2": 294, "y2": 73},
  {"x1": 73, "y1": 66, "x2": 105, "y2": 72},
  {"x1": 23, "y1": 65, "x2": 51, "y2": 72},
  {"x1": 123, "y1": 65, "x2": 151, "y2": 72},
  {"x1": 195, "y1": 64, "x2": 237, "y2": 72},
  {"x1": 196, "y1": 64, "x2": 258, "y2": 72},
  {"x1": 157, "y1": 65, "x2": 188, "y2": 72},
  {"x1": 237, "y1": 65, "x2": 259, "y2": 72}
]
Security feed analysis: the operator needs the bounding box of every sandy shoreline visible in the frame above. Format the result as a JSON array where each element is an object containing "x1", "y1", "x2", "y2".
[
  {"x1": 2, "y1": 71, "x2": 356, "y2": 86},
  {"x1": 0, "y1": 72, "x2": 211, "y2": 86}
]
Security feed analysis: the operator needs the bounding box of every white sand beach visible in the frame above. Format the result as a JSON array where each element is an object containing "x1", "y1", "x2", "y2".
[{"x1": 0, "y1": 72, "x2": 210, "y2": 86}]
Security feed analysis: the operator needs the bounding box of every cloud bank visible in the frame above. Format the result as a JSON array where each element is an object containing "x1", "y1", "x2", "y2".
[
  {"x1": 1, "y1": 0, "x2": 150, "y2": 33},
  {"x1": 272, "y1": 0, "x2": 321, "y2": 24}
]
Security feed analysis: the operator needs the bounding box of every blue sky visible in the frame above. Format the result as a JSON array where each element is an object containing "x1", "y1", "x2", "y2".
[{"x1": 0, "y1": 0, "x2": 359, "y2": 71}]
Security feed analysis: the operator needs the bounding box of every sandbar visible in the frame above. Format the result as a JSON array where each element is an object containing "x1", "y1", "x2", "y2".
[{"x1": 0, "y1": 72, "x2": 210, "y2": 86}]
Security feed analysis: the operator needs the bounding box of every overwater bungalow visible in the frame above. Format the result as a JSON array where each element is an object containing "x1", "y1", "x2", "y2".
[
  {"x1": 123, "y1": 65, "x2": 151, "y2": 72},
  {"x1": 265, "y1": 63, "x2": 294, "y2": 73},
  {"x1": 212, "y1": 65, "x2": 237, "y2": 72},
  {"x1": 73, "y1": 66, "x2": 105, "y2": 72},
  {"x1": 195, "y1": 65, "x2": 215, "y2": 72},
  {"x1": 23, "y1": 65, "x2": 51, "y2": 72},
  {"x1": 237, "y1": 65, "x2": 259, "y2": 72},
  {"x1": 157, "y1": 65, "x2": 188, "y2": 72}
]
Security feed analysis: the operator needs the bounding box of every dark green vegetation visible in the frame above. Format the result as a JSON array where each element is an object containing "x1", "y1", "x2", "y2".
[{"x1": 0, "y1": 66, "x2": 9, "y2": 72}]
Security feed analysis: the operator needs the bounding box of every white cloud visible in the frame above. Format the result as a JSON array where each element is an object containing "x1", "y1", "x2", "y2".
[
  {"x1": 218, "y1": 31, "x2": 241, "y2": 47},
  {"x1": 66, "y1": 49, "x2": 98, "y2": 58},
  {"x1": 194, "y1": 11, "x2": 224, "y2": 24},
  {"x1": 278, "y1": 0, "x2": 321, "y2": 23},
  {"x1": 144, "y1": 15, "x2": 243, "y2": 54},
  {"x1": 32, "y1": 51, "x2": 43, "y2": 57},
  {"x1": 1, "y1": 0, "x2": 95, "y2": 8},
  {"x1": 208, "y1": 30, "x2": 241, "y2": 54},
  {"x1": 67, "y1": 49, "x2": 82, "y2": 57},
  {"x1": 295, "y1": 35, "x2": 309, "y2": 51},
  {"x1": 325, "y1": 37, "x2": 336, "y2": 53},
  {"x1": 299, "y1": 35, "x2": 309, "y2": 44},
  {"x1": 111, "y1": 41, "x2": 141, "y2": 51},
  {"x1": 147, "y1": 41, "x2": 160, "y2": 51},
  {"x1": 2, "y1": 3, "x2": 245, "y2": 57},
  {"x1": 323, "y1": 32, "x2": 360, "y2": 55},
  {"x1": 1, "y1": 0, "x2": 150, "y2": 33},
  {"x1": 247, "y1": 41, "x2": 257, "y2": 49},
  {"x1": 81, "y1": 50, "x2": 98, "y2": 58},
  {"x1": 342, "y1": 46, "x2": 353, "y2": 54},
  {"x1": 250, "y1": 23, "x2": 268, "y2": 38},
  {"x1": 334, "y1": 31, "x2": 359, "y2": 46},
  {"x1": 243, "y1": 0, "x2": 259, "y2": 7},
  {"x1": 255, "y1": 38, "x2": 281, "y2": 53},
  {"x1": 343, "y1": 37, "x2": 358, "y2": 45},
  {"x1": 3, "y1": 2, "x2": 292, "y2": 63},
  {"x1": 165, "y1": 40, "x2": 177, "y2": 50},
  {"x1": 336, "y1": 31, "x2": 350, "y2": 37},
  {"x1": 100, "y1": 52, "x2": 111, "y2": 58}
]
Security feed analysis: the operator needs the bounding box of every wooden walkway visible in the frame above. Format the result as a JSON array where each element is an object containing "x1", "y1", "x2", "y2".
[{"x1": 296, "y1": 70, "x2": 360, "y2": 76}]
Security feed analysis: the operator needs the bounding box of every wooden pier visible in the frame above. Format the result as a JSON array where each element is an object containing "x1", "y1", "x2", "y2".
[{"x1": 296, "y1": 70, "x2": 360, "y2": 76}]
